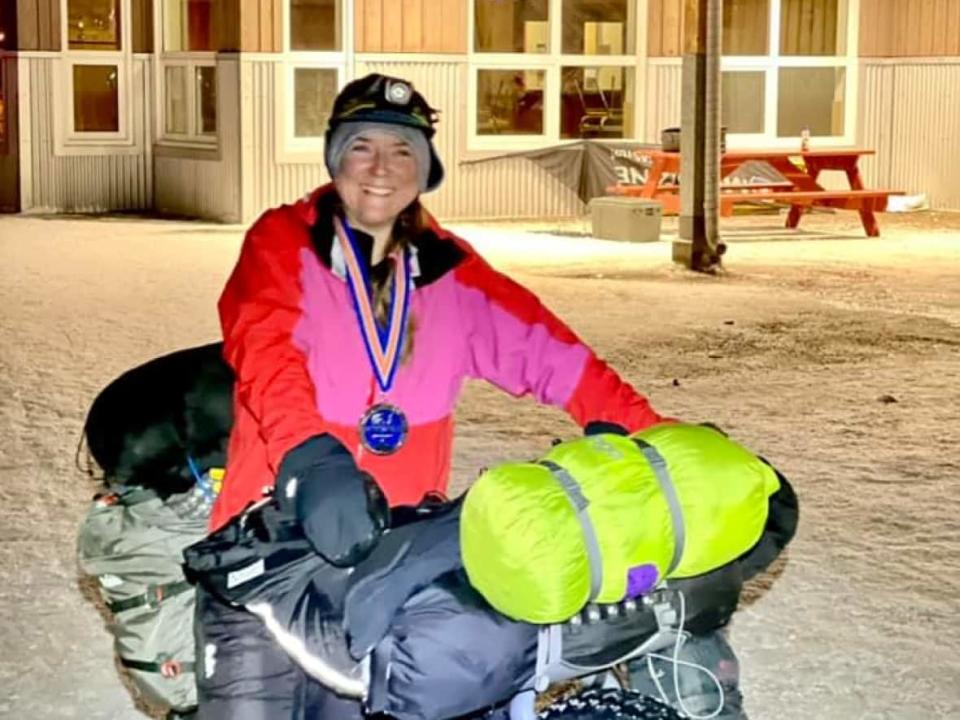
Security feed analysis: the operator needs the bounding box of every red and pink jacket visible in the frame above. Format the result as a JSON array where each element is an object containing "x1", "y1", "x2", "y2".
[{"x1": 211, "y1": 186, "x2": 665, "y2": 530}]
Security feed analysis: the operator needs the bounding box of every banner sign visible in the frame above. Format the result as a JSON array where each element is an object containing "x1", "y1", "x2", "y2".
[{"x1": 461, "y1": 140, "x2": 783, "y2": 204}]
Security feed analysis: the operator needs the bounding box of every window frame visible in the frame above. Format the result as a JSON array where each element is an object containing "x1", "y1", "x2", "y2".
[
  {"x1": 56, "y1": 0, "x2": 137, "y2": 153},
  {"x1": 156, "y1": 54, "x2": 219, "y2": 146},
  {"x1": 154, "y1": 1, "x2": 219, "y2": 149},
  {"x1": 467, "y1": 0, "x2": 647, "y2": 152},
  {"x1": 277, "y1": 0, "x2": 353, "y2": 164},
  {"x1": 720, "y1": 0, "x2": 860, "y2": 149}
]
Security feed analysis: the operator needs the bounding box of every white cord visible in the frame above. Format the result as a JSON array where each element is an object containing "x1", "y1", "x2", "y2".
[{"x1": 644, "y1": 590, "x2": 725, "y2": 720}]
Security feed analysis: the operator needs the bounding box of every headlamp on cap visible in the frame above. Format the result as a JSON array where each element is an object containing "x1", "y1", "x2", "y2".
[
  {"x1": 327, "y1": 74, "x2": 440, "y2": 136},
  {"x1": 385, "y1": 80, "x2": 412, "y2": 105}
]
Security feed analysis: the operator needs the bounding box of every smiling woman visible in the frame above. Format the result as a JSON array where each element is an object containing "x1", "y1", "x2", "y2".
[
  {"x1": 332, "y1": 131, "x2": 422, "y2": 252},
  {"x1": 189, "y1": 71, "x2": 672, "y2": 719}
]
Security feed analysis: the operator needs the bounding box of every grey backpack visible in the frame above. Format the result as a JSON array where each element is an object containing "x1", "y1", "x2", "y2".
[{"x1": 77, "y1": 484, "x2": 211, "y2": 714}]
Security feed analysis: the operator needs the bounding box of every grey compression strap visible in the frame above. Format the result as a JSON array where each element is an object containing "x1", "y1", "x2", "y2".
[
  {"x1": 539, "y1": 460, "x2": 603, "y2": 601},
  {"x1": 107, "y1": 580, "x2": 193, "y2": 614},
  {"x1": 632, "y1": 438, "x2": 685, "y2": 574}
]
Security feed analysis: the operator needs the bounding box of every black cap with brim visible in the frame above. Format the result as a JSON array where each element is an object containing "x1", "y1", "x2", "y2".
[{"x1": 326, "y1": 74, "x2": 444, "y2": 191}]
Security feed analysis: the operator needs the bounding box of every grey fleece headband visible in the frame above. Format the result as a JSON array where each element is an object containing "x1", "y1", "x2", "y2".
[{"x1": 325, "y1": 122, "x2": 431, "y2": 192}]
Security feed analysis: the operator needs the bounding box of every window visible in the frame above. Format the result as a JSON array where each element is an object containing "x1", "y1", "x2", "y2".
[
  {"x1": 562, "y1": 0, "x2": 635, "y2": 55},
  {"x1": 197, "y1": 66, "x2": 218, "y2": 135},
  {"x1": 165, "y1": 66, "x2": 189, "y2": 134},
  {"x1": 74, "y1": 64, "x2": 120, "y2": 132},
  {"x1": 293, "y1": 67, "x2": 338, "y2": 137},
  {"x1": 164, "y1": 0, "x2": 215, "y2": 52},
  {"x1": 59, "y1": 0, "x2": 133, "y2": 148},
  {"x1": 717, "y1": 0, "x2": 854, "y2": 145},
  {"x1": 560, "y1": 66, "x2": 632, "y2": 138},
  {"x1": 478, "y1": 69, "x2": 545, "y2": 135},
  {"x1": 159, "y1": 60, "x2": 218, "y2": 143},
  {"x1": 162, "y1": 62, "x2": 217, "y2": 139},
  {"x1": 721, "y1": 71, "x2": 765, "y2": 134},
  {"x1": 280, "y1": 0, "x2": 348, "y2": 161},
  {"x1": 291, "y1": 0, "x2": 340, "y2": 51},
  {"x1": 470, "y1": 0, "x2": 640, "y2": 149},
  {"x1": 475, "y1": 0, "x2": 548, "y2": 53},
  {"x1": 158, "y1": 0, "x2": 218, "y2": 145},
  {"x1": 777, "y1": 66, "x2": 845, "y2": 137},
  {"x1": 67, "y1": 0, "x2": 121, "y2": 50}
]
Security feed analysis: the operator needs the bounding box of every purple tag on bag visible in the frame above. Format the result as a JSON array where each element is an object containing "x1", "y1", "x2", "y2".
[{"x1": 625, "y1": 564, "x2": 659, "y2": 598}]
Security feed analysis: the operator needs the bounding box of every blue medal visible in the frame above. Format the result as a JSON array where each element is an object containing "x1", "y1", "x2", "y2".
[
  {"x1": 335, "y1": 216, "x2": 411, "y2": 455},
  {"x1": 359, "y1": 403, "x2": 410, "y2": 455}
]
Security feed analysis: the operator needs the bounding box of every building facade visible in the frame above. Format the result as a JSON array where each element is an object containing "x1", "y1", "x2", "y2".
[{"x1": 2, "y1": 0, "x2": 960, "y2": 222}]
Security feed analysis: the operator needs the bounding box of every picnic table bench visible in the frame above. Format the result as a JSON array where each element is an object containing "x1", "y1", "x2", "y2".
[{"x1": 607, "y1": 148, "x2": 904, "y2": 237}]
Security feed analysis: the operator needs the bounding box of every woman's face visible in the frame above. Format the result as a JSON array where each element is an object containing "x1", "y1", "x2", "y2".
[{"x1": 334, "y1": 130, "x2": 421, "y2": 236}]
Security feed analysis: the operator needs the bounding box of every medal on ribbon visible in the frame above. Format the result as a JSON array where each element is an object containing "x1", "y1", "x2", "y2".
[
  {"x1": 334, "y1": 216, "x2": 411, "y2": 455},
  {"x1": 358, "y1": 403, "x2": 409, "y2": 455}
]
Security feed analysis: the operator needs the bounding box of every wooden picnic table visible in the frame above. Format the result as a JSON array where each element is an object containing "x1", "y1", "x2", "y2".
[{"x1": 608, "y1": 148, "x2": 903, "y2": 237}]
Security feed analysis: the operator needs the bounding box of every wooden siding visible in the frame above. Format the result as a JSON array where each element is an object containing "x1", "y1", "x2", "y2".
[
  {"x1": 132, "y1": 0, "x2": 153, "y2": 53},
  {"x1": 240, "y1": 0, "x2": 282, "y2": 52},
  {"x1": 648, "y1": 0, "x2": 683, "y2": 57},
  {"x1": 860, "y1": 0, "x2": 960, "y2": 57},
  {"x1": 649, "y1": 0, "x2": 960, "y2": 58},
  {"x1": 356, "y1": 0, "x2": 466, "y2": 53},
  {"x1": 17, "y1": 0, "x2": 60, "y2": 52},
  {"x1": 650, "y1": 0, "x2": 868, "y2": 57},
  {"x1": 724, "y1": 0, "x2": 769, "y2": 55},
  {"x1": 212, "y1": 0, "x2": 241, "y2": 52},
  {"x1": 780, "y1": 0, "x2": 840, "y2": 55}
]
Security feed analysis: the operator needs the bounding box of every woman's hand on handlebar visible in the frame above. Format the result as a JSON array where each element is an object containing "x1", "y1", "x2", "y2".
[{"x1": 276, "y1": 434, "x2": 389, "y2": 567}]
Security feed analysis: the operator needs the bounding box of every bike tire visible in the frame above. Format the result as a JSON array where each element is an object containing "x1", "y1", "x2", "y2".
[{"x1": 537, "y1": 688, "x2": 683, "y2": 720}]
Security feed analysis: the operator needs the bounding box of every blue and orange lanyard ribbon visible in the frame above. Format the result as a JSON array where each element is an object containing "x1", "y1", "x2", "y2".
[{"x1": 333, "y1": 215, "x2": 412, "y2": 393}]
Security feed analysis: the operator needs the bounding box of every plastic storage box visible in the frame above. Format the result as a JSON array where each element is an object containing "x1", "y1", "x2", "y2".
[{"x1": 589, "y1": 197, "x2": 663, "y2": 243}]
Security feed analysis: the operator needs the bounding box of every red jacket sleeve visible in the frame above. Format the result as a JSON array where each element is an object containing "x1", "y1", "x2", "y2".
[
  {"x1": 565, "y1": 354, "x2": 665, "y2": 432},
  {"x1": 454, "y1": 251, "x2": 665, "y2": 433},
  {"x1": 218, "y1": 209, "x2": 329, "y2": 472}
]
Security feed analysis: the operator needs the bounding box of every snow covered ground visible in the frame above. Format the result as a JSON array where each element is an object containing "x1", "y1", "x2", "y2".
[{"x1": 1, "y1": 209, "x2": 958, "y2": 719}]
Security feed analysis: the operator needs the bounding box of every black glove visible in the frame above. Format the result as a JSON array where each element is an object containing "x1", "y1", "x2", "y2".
[
  {"x1": 583, "y1": 420, "x2": 629, "y2": 436},
  {"x1": 275, "y1": 434, "x2": 389, "y2": 567}
]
